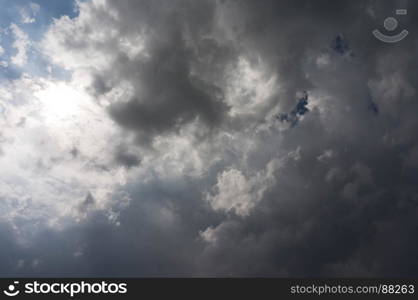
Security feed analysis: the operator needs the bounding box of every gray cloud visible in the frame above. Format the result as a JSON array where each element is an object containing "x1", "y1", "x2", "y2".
[
  {"x1": 114, "y1": 145, "x2": 141, "y2": 169},
  {"x1": 2, "y1": 0, "x2": 417, "y2": 277}
]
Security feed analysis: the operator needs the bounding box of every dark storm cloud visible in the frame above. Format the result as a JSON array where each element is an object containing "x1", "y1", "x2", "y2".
[
  {"x1": 114, "y1": 146, "x2": 141, "y2": 169},
  {"x1": 190, "y1": 0, "x2": 418, "y2": 275},
  {"x1": 90, "y1": 75, "x2": 112, "y2": 96},
  {"x1": 197, "y1": 114, "x2": 418, "y2": 276},
  {"x1": 78, "y1": 192, "x2": 95, "y2": 214},
  {"x1": 107, "y1": 45, "x2": 227, "y2": 144},
  {"x1": 0, "y1": 174, "x2": 223, "y2": 276},
  {"x1": 9, "y1": 0, "x2": 416, "y2": 277},
  {"x1": 87, "y1": 0, "x2": 231, "y2": 145},
  {"x1": 0, "y1": 222, "x2": 23, "y2": 274}
]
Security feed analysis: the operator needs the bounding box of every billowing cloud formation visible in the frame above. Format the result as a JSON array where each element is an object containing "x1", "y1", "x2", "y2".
[{"x1": 0, "y1": 0, "x2": 418, "y2": 276}]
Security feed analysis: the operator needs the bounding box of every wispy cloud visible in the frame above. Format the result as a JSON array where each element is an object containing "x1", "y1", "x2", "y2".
[{"x1": 10, "y1": 23, "x2": 30, "y2": 67}]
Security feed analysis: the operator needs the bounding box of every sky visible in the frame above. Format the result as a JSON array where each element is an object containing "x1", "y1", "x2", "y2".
[{"x1": 0, "y1": 0, "x2": 418, "y2": 277}]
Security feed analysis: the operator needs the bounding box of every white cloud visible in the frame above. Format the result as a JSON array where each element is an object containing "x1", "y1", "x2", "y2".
[
  {"x1": 206, "y1": 159, "x2": 278, "y2": 217},
  {"x1": 41, "y1": 0, "x2": 124, "y2": 71},
  {"x1": 207, "y1": 169, "x2": 254, "y2": 216},
  {"x1": 10, "y1": 23, "x2": 30, "y2": 67},
  {"x1": 200, "y1": 226, "x2": 218, "y2": 244},
  {"x1": 19, "y1": 3, "x2": 41, "y2": 24},
  {"x1": 199, "y1": 220, "x2": 240, "y2": 245},
  {"x1": 0, "y1": 74, "x2": 130, "y2": 230},
  {"x1": 225, "y1": 56, "x2": 278, "y2": 117}
]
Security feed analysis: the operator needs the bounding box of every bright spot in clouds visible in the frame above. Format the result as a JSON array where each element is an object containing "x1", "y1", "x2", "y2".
[{"x1": 36, "y1": 82, "x2": 90, "y2": 124}]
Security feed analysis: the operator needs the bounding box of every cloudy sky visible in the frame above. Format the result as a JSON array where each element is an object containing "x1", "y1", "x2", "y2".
[{"x1": 0, "y1": 0, "x2": 417, "y2": 277}]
